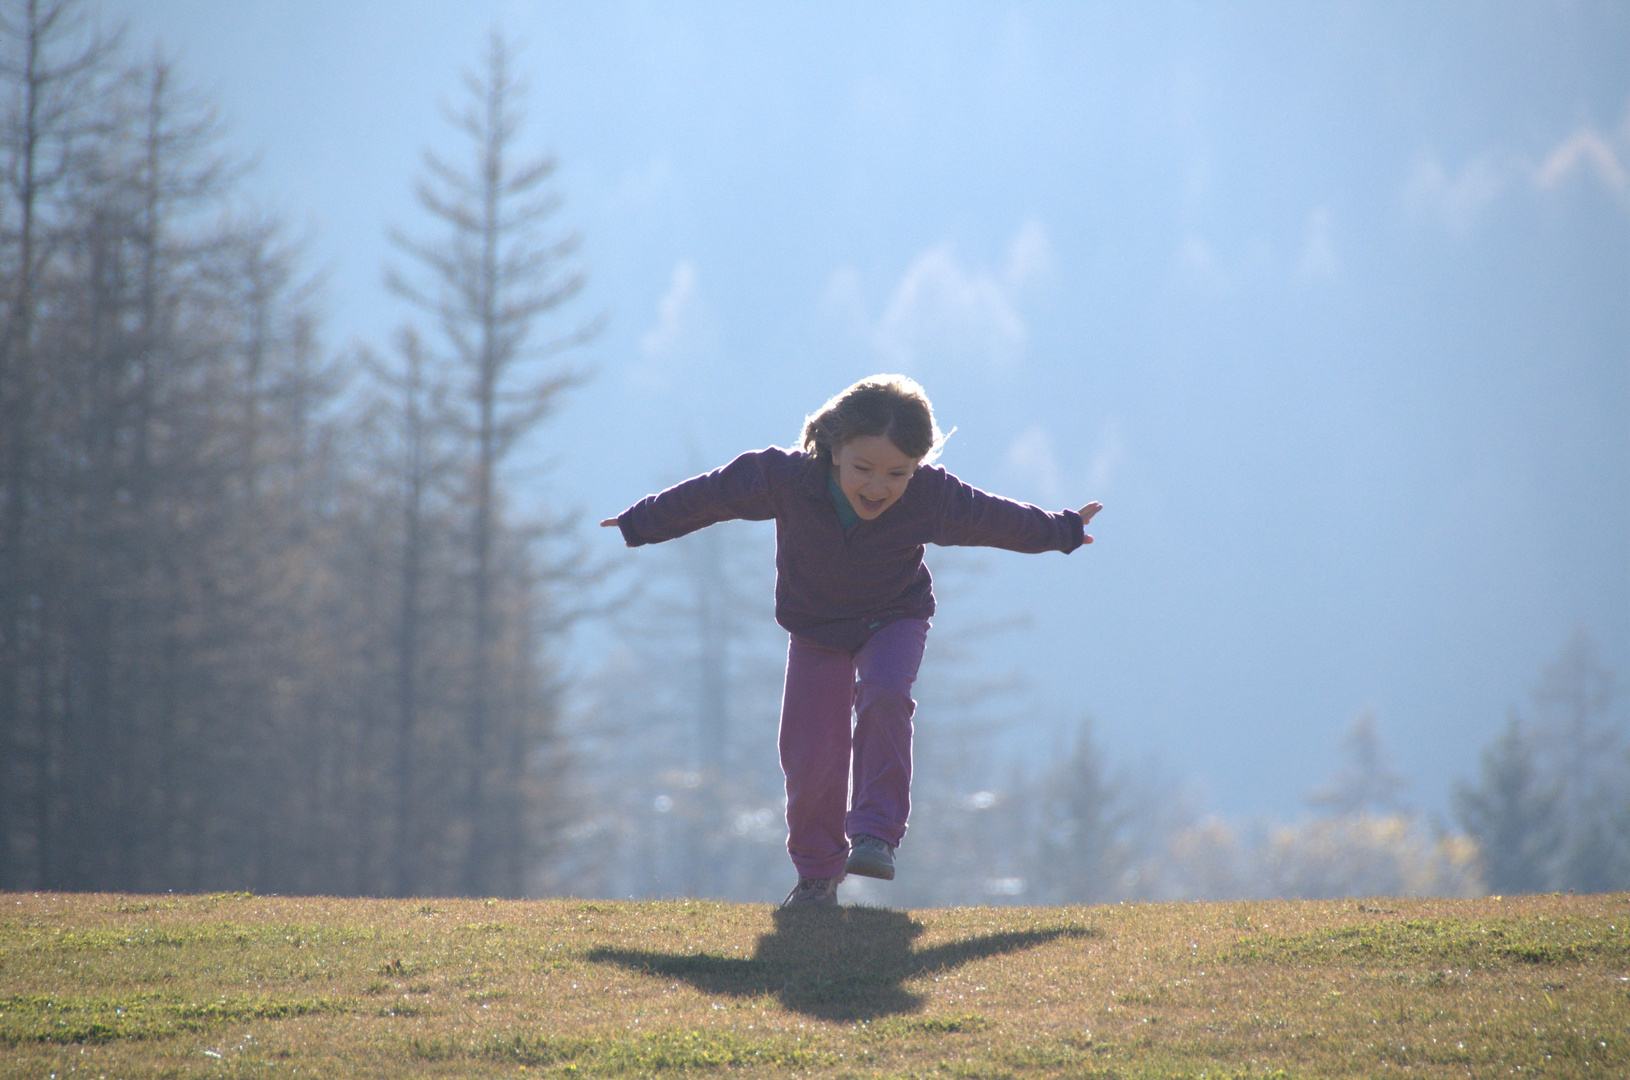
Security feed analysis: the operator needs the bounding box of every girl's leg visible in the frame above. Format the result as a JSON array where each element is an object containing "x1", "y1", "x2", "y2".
[
  {"x1": 846, "y1": 618, "x2": 929, "y2": 848},
  {"x1": 778, "y1": 634, "x2": 857, "y2": 880}
]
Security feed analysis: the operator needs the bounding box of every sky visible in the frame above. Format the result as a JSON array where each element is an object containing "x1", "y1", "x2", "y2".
[{"x1": 105, "y1": 0, "x2": 1629, "y2": 821}]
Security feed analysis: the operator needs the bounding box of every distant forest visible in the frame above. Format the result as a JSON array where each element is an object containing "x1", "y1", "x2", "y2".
[{"x1": 2, "y1": 0, "x2": 1625, "y2": 902}]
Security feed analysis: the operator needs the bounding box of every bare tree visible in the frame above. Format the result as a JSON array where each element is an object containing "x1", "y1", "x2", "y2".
[
  {"x1": 358, "y1": 329, "x2": 451, "y2": 895},
  {"x1": 388, "y1": 31, "x2": 599, "y2": 896},
  {"x1": 0, "y1": 0, "x2": 117, "y2": 889}
]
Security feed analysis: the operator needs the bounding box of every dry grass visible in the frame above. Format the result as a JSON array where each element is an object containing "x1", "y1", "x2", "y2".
[{"x1": 2, "y1": 890, "x2": 1626, "y2": 1078}]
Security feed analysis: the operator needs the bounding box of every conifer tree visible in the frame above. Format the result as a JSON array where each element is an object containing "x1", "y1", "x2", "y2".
[
  {"x1": 1452, "y1": 715, "x2": 1559, "y2": 895},
  {"x1": 1530, "y1": 629, "x2": 1626, "y2": 893},
  {"x1": 1305, "y1": 708, "x2": 1411, "y2": 818},
  {"x1": 1031, "y1": 720, "x2": 1135, "y2": 903}
]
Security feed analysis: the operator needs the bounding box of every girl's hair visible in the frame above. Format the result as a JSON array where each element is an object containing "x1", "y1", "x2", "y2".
[{"x1": 800, "y1": 374, "x2": 947, "y2": 467}]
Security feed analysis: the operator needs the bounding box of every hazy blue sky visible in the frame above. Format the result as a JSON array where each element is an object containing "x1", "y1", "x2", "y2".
[{"x1": 107, "y1": 1, "x2": 1628, "y2": 819}]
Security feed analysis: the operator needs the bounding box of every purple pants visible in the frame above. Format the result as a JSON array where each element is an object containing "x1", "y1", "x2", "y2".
[{"x1": 778, "y1": 617, "x2": 929, "y2": 880}]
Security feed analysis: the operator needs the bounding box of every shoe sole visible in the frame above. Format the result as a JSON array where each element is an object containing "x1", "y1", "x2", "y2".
[{"x1": 845, "y1": 854, "x2": 894, "y2": 881}]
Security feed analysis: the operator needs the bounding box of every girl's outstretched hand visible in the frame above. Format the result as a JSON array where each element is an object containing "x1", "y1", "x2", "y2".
[
  {"x1": 1078, "y1": 501, "x2": 1102, "y2": 544},
  {"x1": 601, "y1": 517, "x2": 634, "y2": 547}
]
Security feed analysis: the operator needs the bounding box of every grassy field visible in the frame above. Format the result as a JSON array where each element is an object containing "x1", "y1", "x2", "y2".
[{"x1": 2, "y1": 891, "x2": 1627, "y2": 1078}]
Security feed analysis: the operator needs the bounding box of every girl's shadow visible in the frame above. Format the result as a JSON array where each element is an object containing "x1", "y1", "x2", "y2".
[{"x1": 587, "y1": 907, "x2": 1094, "y2": 1022}]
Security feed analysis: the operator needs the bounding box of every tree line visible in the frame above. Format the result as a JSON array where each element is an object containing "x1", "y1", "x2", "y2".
[{"x1": 0, "y1": 1, "x2": 591, "y2": 896}]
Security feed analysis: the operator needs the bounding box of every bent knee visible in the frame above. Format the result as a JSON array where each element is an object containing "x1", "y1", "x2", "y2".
[{"x1": 854, "y1": 680, "x2": 916, "y2": 716}]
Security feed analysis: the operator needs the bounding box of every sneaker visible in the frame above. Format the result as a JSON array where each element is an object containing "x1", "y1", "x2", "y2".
[
  {"x1": 845, "y1": 834, "x2": 895, "y2": 880},
  {"x1": 780, "y1": 876, "x2": 842, "y2": 908}
]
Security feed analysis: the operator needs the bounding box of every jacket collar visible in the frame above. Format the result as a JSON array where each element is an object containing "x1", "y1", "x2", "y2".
[{"x1": 797, "y1": 449, "x2": 830, "y2": 497}]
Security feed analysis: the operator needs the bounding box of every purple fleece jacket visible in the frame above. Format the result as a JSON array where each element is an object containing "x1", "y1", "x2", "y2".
[{"x1": 616, "y1": 446, "x2": 1085, "y2": 653}]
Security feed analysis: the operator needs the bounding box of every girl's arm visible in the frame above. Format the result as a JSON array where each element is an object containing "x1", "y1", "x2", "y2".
[
  {"x1": 930, "y1": 467, "x2": 1102, "y2": 553},
  {"x1": 600, "y1": 448, "x2": 784, "y2": 548}
]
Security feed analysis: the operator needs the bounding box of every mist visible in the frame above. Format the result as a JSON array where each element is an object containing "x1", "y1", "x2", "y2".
[{"x1": 3, "y1": 0, "x2": 1624, "y2": 900}]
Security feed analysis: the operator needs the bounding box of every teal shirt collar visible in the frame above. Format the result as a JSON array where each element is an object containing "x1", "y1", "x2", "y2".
[{"x1": 828, "y1": 472, "x2": 859, "y2": 529}]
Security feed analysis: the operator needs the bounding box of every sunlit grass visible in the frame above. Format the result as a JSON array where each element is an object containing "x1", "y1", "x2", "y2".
[{"x1": 2, "y1": 890, "x2": 1626, "y2": 1077}]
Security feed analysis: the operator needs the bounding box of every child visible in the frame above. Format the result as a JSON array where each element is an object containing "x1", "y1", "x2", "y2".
[{"x1": 602, "y1": 375, "x2": 1101, "y2": 907}]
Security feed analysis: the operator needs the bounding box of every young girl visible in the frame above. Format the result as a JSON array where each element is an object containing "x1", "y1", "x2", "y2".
[{"x1": 602, "y1": 375, "x2": 1101, "y2": 907}]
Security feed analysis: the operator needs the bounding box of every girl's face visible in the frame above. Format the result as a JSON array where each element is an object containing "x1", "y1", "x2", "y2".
[{"x1": 832, "y1": 434, "x2": 920, "y2": 520}]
